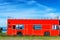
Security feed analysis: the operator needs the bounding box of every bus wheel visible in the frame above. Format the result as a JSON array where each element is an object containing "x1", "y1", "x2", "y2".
[
  {"x1": 17, "y1": 32, "x2": 23, "y2": 36},
  {"x1": 44, "y1": 32, "x2": 50, "y2": 36}
]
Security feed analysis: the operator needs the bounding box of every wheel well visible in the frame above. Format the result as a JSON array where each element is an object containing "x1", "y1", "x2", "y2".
[
  {"x1": 17, "y1": 32, "x2": 23, "y2": 36},
  {"x1": 44, "y1": 31, "x2": 50, "y2": 36},
  {"x1": 59, "y1": 34, "x2": 60, "y2": 36}
]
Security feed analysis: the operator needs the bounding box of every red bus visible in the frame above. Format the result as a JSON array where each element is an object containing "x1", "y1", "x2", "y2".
[{"x1": 7, "y1": 19, "x2": 60, "y2": 36}]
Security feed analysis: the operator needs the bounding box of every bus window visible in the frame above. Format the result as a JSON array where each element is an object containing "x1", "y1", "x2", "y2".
[
  {"x1": 52, "y1": 25, "x2": 59, "y2": 30},
  {"x1": 13, "y1": 25, "x2": 15, "y2": 29},
  {"x1": 33, "y1": 24, "x2": 42, "y2": 30},
  {"x1": 16, "y1": 25, "x2": 24, "y2": 29}
]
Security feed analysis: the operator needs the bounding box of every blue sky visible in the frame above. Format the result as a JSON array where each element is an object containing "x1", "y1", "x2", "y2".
[{"x1": 0, "y1": 0, "x2": 60, "y2": 27}]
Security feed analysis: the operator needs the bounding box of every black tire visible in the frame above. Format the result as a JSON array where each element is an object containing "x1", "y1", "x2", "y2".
[
  {"x1": 17, "y1": 32, "x2": 23, "y2": 36},
  {"x1": 44, "y1": 32, "x2": 50, "y2": 36}
]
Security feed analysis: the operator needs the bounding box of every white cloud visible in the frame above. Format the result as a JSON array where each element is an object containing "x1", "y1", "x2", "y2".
[
  {"x1": 45, "y1": 8, "x2": 55, "y2": 12},
  {"x1": 44, "y1": 13, "x2": 58, "y2": 17}
]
